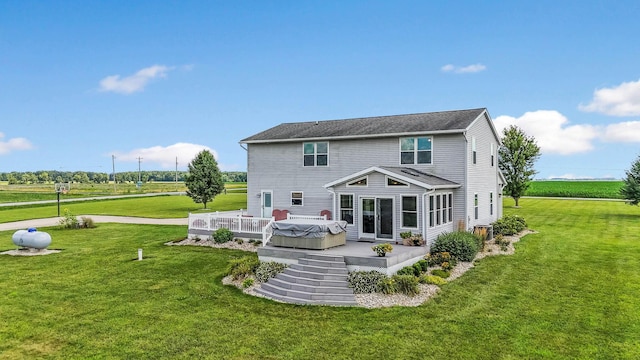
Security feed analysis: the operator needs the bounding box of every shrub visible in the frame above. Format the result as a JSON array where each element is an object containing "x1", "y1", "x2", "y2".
[
  {"x1": 402, "y1": 234, "x2": 425, "y2": 246},
  {"x1": 431, "y1": 269, "x2": 450, "y2": 278},
  {"x1": 392, "y1": 275, "x2": 420, "y2": 296},
  {"x1": 492, "y1": 215, "x2": 527, "y2": 236},
  {"x1": 58, "y1": 208, "x2": 79, "y2": 229},
  {"x1": 400, "y1": 231, "x2": 412, "y2": 239},
  {"x1": 371, "y1": 243, "x2": 393, "y2": 257},
  {"x1": 213, "y1": 228, "x2": 234, "y2": 243},
  {"x1": 235, "y1": 238, "x2": 244, "y2": 244},
  {"x1": 431, "y1": 231, "x2": 480, "y2": 262},
  {"x1": 255, "y1": 261, "x2": 288, "y2": 283},
  {"x1": 440, "y1": 261, "x2": 454, "y2": 271},
  {"x1": 415, "y1": 259, "x2": 430, "y2": 273},
  {"x1": 79, "y1": 216, "x2": 96, "y2": 229},
  {"x1": 425, "y1": 252, "x2": 457, "y2": 268},
  {"x1": 226, "y1": 256, "x2": 259, "y2": 280},
  {"x1": 241, "y1": 278, "x2": 254, "y2": 288},
  {"x1": 252, "y1": 240, "x2": 262, "y2": 247},
  {"x1": 396, "y1": 266, "x2": 416, "y2": 276},
  {"x1": 348, "y1": 271, "x2": 387, "y2": 294},
  {"x1": 420, "y1": 275, "x2": 447, "y2": 286},
  {"x1": 377, "y1": 277, "x2": 396, "y2": 294},
  {"x1": 494, "y1": 234, "x2": 511, "y2": 251}
]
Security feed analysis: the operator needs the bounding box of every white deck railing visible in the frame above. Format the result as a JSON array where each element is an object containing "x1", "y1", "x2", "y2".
[
  {"x1": 188, "y1": 212, "x2": 275, "y2": 246},
  {"x1": 287, "y1": 213, "x2": 326, "y2": 221}
]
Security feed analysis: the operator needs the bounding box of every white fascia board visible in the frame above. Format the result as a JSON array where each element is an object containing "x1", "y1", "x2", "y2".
[{"x1": 240, "y1": 129, "x2": 465, "y2": 144}]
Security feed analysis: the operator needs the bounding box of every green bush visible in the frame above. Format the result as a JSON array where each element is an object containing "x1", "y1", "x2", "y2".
[
  {"x1": 492, "y1": 215, "x2": 527, "y2": 236},
  {"x1": 416, "y1": 259, "x2": 430, "y2": 273},
  {"x1": 396, "y1": 266, "x2": 416, "y2": 276},
  {"x1": 79, "y1": 216, "x2": 96, "y2": 229},
  {"x1": 255, "y1": 261, "x2": 288, "y2": 283},
  {"x1": 348, "y1": 271, "x2": 387, "y2": 294},
  {"x1": 494, "y1": 234, "x2": 511, "y2": 251},
  {"x1": 235, "y1": 238, "x2": 244, "y2": 244},
  {"x1": 241, "y1": 278, "x2": 254, "y2": 288},
  {"x1": 392, "y1": 275, "x2": 420, "y2": 296},
  {"x1": 420, "y1": 275, "x2": 447, "y2": 286},
  {"x1": 58, "y1": 208, "x2": 79, "y2": 229},
  {"x1": 377, "y1": 277, "x2": 396, "y2": 294},
  {"x1": 431, "y1": 231, "x2": 480, "y2": 262},
  {"x1": 431, "y1": 269, "x2": 450, "y2": 278},
  {"x1": 226, "y1": 256, "x2": 259, "y2": 280},
  {"x1": 412, "y1": 263, "x2": 423, "y2": 276},
  {"x1": 213, "y1": 228, "x2": 234, "y2": 243},
  {"x1": 425, "y1": 252, "x2": 457, "y2": 268}
]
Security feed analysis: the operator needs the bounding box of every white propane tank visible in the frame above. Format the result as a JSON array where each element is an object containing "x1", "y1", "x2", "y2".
[{"x1": 12, "y1": 228, "x2": 52, "y2": 249}]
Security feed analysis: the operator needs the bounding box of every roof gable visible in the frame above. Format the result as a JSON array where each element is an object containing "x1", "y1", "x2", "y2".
[
  {"x1": 241, "y1": 108, "x2": 487, "y2": 143},
  {"x1": 324, "y1": 166, "x2": 460, "y2": 190}
]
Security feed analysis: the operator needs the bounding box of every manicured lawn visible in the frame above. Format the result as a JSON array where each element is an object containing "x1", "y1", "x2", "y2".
[
  {"x1": 1, "y1": 198, "x2": 639, "y2": 359},
  {"x1": 0, "y1": 193, "x2": 247, "y2": 223}
]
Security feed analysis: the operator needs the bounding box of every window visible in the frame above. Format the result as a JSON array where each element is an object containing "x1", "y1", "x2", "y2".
[
  {"x1": 347, "y1": 177, "x2": 367, "y2": 187},
  {"x1": 429, "y1": 193, "x2": 453, "y2": 228},
  {"x1": 339, "y1": 194, "x2": 354, "y2": 224},
  {"x1": 474, "y1": 193, "x2": 479, "y2": 220},
  {"x1": 490, "y1": 192, "x2": 494, "y2": 216},
  {"x1": 291, "y1": 191, "x2": 303, "y2": 206},
  {"x1": 490, "y1": 143, "x2": 495, "y2": 167},
  {"x1": 472, "y1": 137, "x2": 477, "y2": 165},
  {"x1": 401, "y1": 196, "x2": 418, "y2": 228},
  {"x1": 400, "y1": 137, "x2": 432, "y2": 165},
  {"x1": 387, "y1": 177, "x2": 409, "y2": 187},
  {"x1": 303, "y1": 142, "x2": 328, "y2": 167},
  {"x1": 429, "y1": 195, "x2": 434, "y2": 227}
]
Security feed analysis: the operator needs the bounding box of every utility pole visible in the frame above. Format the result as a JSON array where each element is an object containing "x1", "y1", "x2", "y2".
[
  {"x1": 137, "y1": 157, "x2": 143, "y2": 182},
  {"x1": 112, "y1": 155, "x2": 117, "y2": 193}
]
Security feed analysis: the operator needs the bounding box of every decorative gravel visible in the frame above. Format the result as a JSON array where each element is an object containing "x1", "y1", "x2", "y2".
[
  {"x1": 165, "y1": 238, "x2": 259, "y2": 252},
  {"x1": 174, "y1": 230, "x2": 535, "y2": 308}
]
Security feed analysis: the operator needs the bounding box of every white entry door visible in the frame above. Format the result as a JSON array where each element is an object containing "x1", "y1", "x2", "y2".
[{"x1": 261, "y1": 190, "x2": 273, "y2": 218}]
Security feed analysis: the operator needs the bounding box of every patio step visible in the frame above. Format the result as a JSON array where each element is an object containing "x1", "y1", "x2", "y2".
[{"x1": 256, "y1": 254, "x2": 357, "y2": 306}]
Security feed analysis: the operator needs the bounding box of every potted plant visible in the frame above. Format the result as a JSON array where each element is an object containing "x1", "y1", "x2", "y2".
[{"x1": 372, "y1": 243, "x2": 393, "y2": 257}]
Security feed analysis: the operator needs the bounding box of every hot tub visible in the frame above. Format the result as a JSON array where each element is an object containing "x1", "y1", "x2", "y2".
[{"x1": 270, "y1": 219, "x2": 348, "y2": 250}]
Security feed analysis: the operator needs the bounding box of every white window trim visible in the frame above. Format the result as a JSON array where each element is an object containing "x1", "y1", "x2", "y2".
[
  {"x1": 472, "y1": 137, "x2": 477, "y2": 165},
  {"x1": 490, "y1": 143, "x2": 495, "y2": 167},
  {"x1": 428, "y1": 192, "x2": 454, "y2": 228},
  {"x1": 401, "y1": 195, "x2": 419, "y2": 229},
  {"x1": 399, "y1": 136, "x2": 433, "y2": 165},
  {"x1": 346, "y1": 176, "x2": 368, "y2": 187},
  {"x1": 291, "y1": 191, "x2": 304, "y2": 206},
  {"x1": 302, "y1": 142, "x2": 329, "y2": 167},
  {"x1": 490, "y1": 191, "x2": 494, "y2": 216},
  {"x1": 338, "y1": 193, "x2": 355, "y2": 225},
  {"x1": 474, "y1": 193, "x2": 479, "y2": 220},
  {"x1": 385, "y1": 176, "x2": 409, "y2": 188}
]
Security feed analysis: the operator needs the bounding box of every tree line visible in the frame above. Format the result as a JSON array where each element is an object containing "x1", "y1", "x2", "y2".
[{"x1": 0, "y1": 170, "x2": 246, "y2": 184}]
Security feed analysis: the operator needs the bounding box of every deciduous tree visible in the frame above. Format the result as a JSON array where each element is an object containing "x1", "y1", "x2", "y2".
[
  {"x1": 498, "y1": 125, "x2": 541, "y2": 207},
  {"x1": 185, "y1": 150, "x2": 224, "y2": 209},
  {"x1": 620, "y1": 155, "x2": 640, "y2": 205}
]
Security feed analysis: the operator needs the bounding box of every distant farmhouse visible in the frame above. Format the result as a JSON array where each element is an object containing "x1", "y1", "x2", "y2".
[{"x1": 240, "y1": 108, "x2": 505, "y2": 246}]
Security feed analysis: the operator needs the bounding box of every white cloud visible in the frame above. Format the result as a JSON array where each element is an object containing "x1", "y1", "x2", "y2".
[
  {"x1": 0, "y1": 132, "x2": 33, "y2": 155},
  {"x1": 99, "y1": 65, "x2": 173, "y2": 94},
  {"x1": 112, "y1": 143, "x2": 217, "y2": 169},
  {"x1": 602, "y1": 121, "x2": 640, "y2": 142},
  {"x1": 579, "y1": 79, "x2": 640, "y2": 116},
  {"x1": 493, "y1": 110, "x2": 598, "y2": 155},
  {"x1": 441, "y1": 63, "x2": 486, "y2": 74}
]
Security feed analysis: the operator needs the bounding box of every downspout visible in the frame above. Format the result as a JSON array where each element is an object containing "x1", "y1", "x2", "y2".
[
  {"x1": 422, "y1": 188, "x2": 436, "y2": 248},
  {"x1": 462, "y1": 131, "x2": 469, "y2": 230},
  {"x1": 326, "y1": 187, "x2": 336, "y2": 221}
]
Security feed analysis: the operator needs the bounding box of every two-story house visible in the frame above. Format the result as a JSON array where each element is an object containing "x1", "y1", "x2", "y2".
[{"x1": 240, "y1": 108, "x2": 505, "y2": 247}]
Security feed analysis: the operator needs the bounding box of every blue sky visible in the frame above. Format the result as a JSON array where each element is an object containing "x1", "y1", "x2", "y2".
[{"x1": 1, "y1": 1, "x2": 640, "y2": 179}]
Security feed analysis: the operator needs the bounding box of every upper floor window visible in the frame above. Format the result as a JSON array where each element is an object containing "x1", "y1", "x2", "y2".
[
  {"x1": 400, "y1": 137, "x2": 432, "y2": 165},
  {"x1": 303, "y1": 142, "x2": 328, "y2": 167},
  {"x1": 386, "y1": 177, "x2": 409, "y2": 187},
  {"x1": 472, "y1": 137, "x2": 477, "y2": 165},
  {"x1": 490, "y1": 143, "x2": 495, "y2": 167}
]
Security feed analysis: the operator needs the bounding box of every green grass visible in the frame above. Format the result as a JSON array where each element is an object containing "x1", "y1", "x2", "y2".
[
  {"x1": 1, "y1": 198, "x2": 639, "y2": 359},
  {"x1": 0, "y1": 182, "x2": 246, "y2": 202},
  {"x1": 0, "y1": 193, "x2": 247, "y2": 223},
  {"x1": 525, "y1": 180, "x2": 624, "y2": 199}
]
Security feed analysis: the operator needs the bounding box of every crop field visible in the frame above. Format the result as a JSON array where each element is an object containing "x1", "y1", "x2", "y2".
[
  {"x1": 0, "y1": 198, "x2": 638, "y2": 358},
  {"x1": 0, "y1": 182, "x2": 246, "y2": 203},
  {"x1": 524, "y1": 180, "x2": 624, "y2": 199}
]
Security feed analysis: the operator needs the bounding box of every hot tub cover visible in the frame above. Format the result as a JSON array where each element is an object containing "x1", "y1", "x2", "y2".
[{"x1": 271, "y1": 219, "x2": 348, "y2": 238}]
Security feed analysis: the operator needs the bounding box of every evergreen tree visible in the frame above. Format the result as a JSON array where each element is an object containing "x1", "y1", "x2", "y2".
[
  {"x1": 185, "y1": 150, "x2": 224, "y2": 209},
  {"x1": 498, "y1": 125, "x2": 541, "y2": 207},
  {"x1": 620, "y1": 155, "x2": 640, "y2": 205}
]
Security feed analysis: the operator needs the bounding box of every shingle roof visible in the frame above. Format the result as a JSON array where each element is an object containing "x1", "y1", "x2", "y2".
[
  {"x1": 379, "y1": 167, "x2": 460, "y2": 188},
  {"x1": 241, "y1": 108, "x2": 487, "y2": 143}
]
